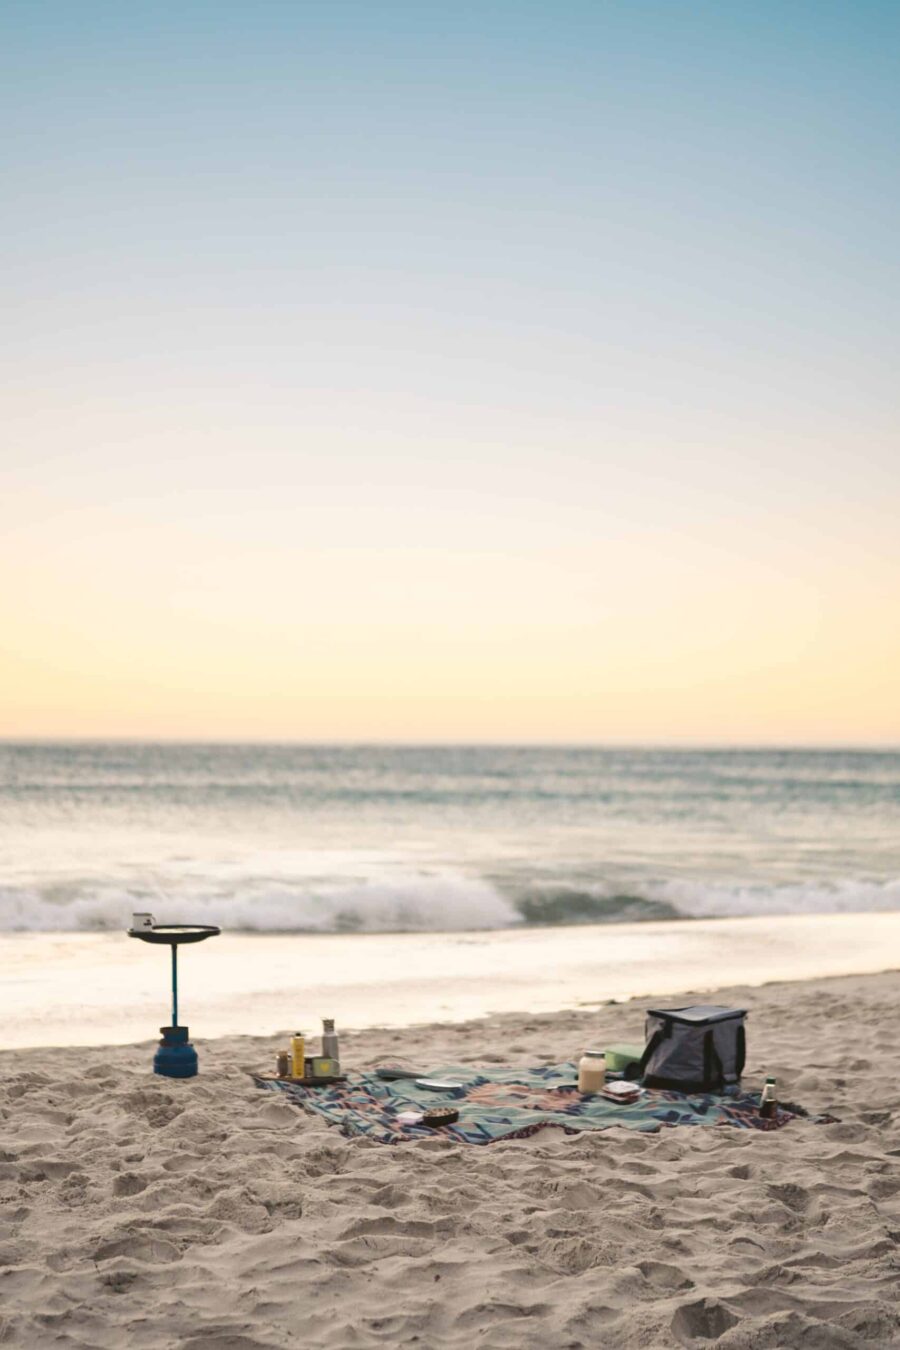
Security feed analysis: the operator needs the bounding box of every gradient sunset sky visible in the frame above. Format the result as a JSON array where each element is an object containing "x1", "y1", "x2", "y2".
[{"x1": 3, "y1": 1, "x2": 898, "y2": 743}]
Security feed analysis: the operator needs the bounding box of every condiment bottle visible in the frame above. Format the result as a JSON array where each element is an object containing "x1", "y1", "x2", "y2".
[
  {"x1": 578, "y1": 1050, "x2": 606, "y2": 1094},
  {"x1": 276, "y1": 1050, "x2": 290, "y2": 1078},
  {"x1": 290, "y1": 1032, "x2": 305, "y2": 1079},
  {"x1": 760, "y1": 1076, "x2": 777, "y2": 1119}
]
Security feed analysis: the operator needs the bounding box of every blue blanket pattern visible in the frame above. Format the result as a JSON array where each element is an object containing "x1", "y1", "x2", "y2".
[{"x1": 255, "y1": 1062, "x2": 831, "y2": 1144}]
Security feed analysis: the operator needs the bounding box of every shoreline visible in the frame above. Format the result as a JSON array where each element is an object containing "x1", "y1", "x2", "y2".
[{"x1": 2, "y1": 909, "x2": 899, "y2": 1050}]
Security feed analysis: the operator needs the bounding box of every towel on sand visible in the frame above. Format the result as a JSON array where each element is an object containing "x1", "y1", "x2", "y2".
[{"x1": 255, "y1": 1062, "x2": 834, "y2": 1145}]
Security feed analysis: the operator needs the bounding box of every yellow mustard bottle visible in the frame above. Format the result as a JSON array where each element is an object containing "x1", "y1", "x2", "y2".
[{"x1": 290, "y1": 1032, "x2": 305, "y2": 1079}]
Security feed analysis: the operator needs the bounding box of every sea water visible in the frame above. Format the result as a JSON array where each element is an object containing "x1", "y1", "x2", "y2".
[{"x1": 0, "y1": 743, "x2": 898, "y2": 933}]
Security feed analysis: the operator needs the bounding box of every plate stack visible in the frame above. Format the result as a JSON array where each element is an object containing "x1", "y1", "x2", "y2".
[{"x1": 601, "y1": 1080, "x2": 644, "y2": 1105}]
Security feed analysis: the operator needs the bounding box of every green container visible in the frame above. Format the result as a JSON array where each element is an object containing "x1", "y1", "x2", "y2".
[{"x1": 604, "y1": 1042, "x2": 644, "y2": 1073}]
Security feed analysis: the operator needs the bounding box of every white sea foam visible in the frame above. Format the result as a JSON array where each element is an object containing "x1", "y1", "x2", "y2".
[
  {"x1": 1, "y1": 874, "x2": 899, "y2": 933},
  {"x1": 653, "y1": 876, "x2": 900, "y2": 918},
  {"x1": 0, "y1": 874, "x2": 521, "y2": 934}
]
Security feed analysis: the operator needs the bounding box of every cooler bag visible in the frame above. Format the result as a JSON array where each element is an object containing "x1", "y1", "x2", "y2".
[{"x1": 639, "y1": 1005, "x2": 747, "y2": 1092}]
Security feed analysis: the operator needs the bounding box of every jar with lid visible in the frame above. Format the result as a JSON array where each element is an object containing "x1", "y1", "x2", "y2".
[{"x1": 578, "y1": 1050, "x2": 606, "y2": 1094}]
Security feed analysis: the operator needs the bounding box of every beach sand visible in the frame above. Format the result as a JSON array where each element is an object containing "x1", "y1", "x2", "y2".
[{"x1": 2, "y1": 970, "x2": 900, "y2": 1348}]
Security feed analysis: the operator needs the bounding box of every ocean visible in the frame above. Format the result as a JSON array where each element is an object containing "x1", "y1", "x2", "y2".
[{"x1": 1, "y1": 743, "x2": 898, "y2": 934}]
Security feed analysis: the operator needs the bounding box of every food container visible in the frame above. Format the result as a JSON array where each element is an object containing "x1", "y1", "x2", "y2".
[
  {"x1": 422, "y1": 1107, "x2": 459, "y2": 1127},
  {"x1": 578, "y1": 1051, "x2": 606, "y2": 1094},
  {"x1": 308, "y1": 1056, "x2": 339, "y2": 1078},
  {"x1": 603, "y1": 1043, "x2": 644, "y2": 1074}
]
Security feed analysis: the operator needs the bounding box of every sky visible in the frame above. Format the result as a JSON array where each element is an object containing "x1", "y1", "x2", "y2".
[{"x1": 2, "y1": 0, "x2": 898, "y2": 744}]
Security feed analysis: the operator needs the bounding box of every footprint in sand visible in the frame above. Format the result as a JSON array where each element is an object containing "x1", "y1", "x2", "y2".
[{"x1": 671, "y1": 1297, "x2": 739, "y2": 1344}]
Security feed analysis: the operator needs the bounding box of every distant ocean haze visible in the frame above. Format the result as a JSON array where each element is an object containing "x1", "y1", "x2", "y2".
[{"x1": 0, "y1": 743, "x2": 898, "y2": 933}]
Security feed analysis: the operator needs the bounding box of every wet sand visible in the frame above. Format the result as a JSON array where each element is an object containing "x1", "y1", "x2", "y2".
[{"x1": 3, "y1": 909, "x2": 900, "y2": 1048}]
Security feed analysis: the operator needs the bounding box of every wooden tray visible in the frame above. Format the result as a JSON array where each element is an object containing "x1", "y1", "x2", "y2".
[{"x1": 258, "y1": 1073, "x2": 347, "y2": 1087}]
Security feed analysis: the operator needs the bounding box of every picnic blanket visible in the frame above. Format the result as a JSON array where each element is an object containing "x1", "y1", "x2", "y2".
[{"x1": 255, "y1": 1062, "x2": 833, "y2": 1144}]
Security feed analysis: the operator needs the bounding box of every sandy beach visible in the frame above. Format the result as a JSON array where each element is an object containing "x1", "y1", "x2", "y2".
[
  {"x1": 2, "y1": 967, "x2": 900, "y2": 1348},
  {"x1": 6, "y1": 0, "x2": 899, "y2": 1336}
]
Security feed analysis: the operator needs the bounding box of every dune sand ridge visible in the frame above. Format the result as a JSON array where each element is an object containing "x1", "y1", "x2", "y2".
[{"x1": 1, "y1": 971, "x2": 899, "y2": 1348}]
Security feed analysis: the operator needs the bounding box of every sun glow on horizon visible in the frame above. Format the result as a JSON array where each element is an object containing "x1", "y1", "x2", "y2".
[{"x1": 2, "y1": 1, "x2": 898, "y2": 744}]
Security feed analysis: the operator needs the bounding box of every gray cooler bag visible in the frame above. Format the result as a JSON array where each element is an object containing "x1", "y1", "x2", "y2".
[{"x1": 639, "y1": 1005, "x2": 747, "y2": 1092}]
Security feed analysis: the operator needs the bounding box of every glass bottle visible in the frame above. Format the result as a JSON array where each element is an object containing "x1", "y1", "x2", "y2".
[{"x1": 578, "y1": 1051, "x2": 606, "y2": 1094}]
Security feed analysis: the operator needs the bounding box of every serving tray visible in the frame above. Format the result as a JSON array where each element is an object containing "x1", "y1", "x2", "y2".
[{"x1": 258, "y1": 1073, "x2": 348, "y2": 1087}]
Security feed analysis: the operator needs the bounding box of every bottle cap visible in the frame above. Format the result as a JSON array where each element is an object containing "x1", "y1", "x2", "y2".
[{"x1": 584, "y1": 1050, "x2": 605, "y2": 1058}]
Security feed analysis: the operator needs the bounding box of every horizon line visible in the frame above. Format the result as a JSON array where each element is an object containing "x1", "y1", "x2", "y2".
[{"x1": 1, "y1": 737, "x2": 899, "y2": 752}]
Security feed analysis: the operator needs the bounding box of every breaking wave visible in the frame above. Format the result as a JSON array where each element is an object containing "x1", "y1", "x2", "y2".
[{"x1": 1, "y1": 874, "x2": 899, "y2": 934}]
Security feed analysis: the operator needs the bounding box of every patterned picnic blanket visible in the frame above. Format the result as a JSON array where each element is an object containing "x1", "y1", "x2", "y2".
[{"x1": 255, "y1": 1063, "x2": 831, "y2": 1144}]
